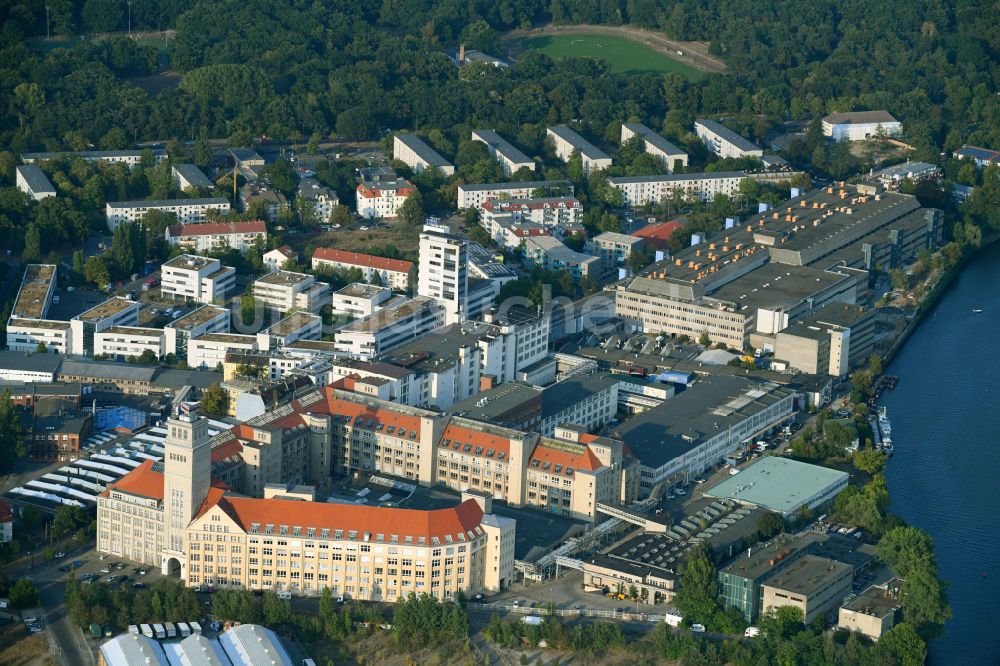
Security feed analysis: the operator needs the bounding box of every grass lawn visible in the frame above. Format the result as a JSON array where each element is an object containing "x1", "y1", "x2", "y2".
[{"x1": 521, "y1": 34, "x2": 704, "y2": 79}]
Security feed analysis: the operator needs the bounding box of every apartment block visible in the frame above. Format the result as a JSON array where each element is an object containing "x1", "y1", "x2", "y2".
[
  {"x1": 521, "y1": 235, "x2": 599, "y2": 278},
  {"x1": 239, "y1": 184, "x2": 290, "y2": 223},
  {"x1": 418, "y1": 227, "x2": 469, "y2": 325},
  {"x1": 6, "y1": 264, "x2": 68, "y2": 353},
  {"x1": 356, "y1": 173, "x2": 417, "y2": 219},
  {"x1": 479, "y1": 197, "x2": 582, "y2": 227},
  {"x1": 586, "y1": 232, "x2": 645, "y2": 270},
  {"x1": 188, "y1": 333, "x2": 258, "y2": 369},
  {"x1": 471, "y1": 129, "x2": 535, "y2": 175},
  {"x1": 21, "y1": 148, "x2": 166, "y2": 167},
  {"x1": 609, "y1": 172, "x2": 747, "y2": 207},
  {"x1": 95, "y1": 327, "x2": 166, "y2": 360},
  {"x1": 334, "y1": 297, "x2": 445, "y2": 361},
  {"x1": 312, "y1": 248, "x2": 414, "y2": 292},
  {"x1": 257, "y1": 312, "x2": 323, "y2": 350},
  {"x1": 330, "y1": 283, "x2": 396, "y2": 319},
  {"x1": 297, "y1": 178, "x2": 339, "y2": 222},
  {"x1": 106, "y1": 198, "x2": 230, "y2": 231},
  {"x1": 547, "y1": 125, "x2": 612, "y2": 173},
  {"x1": 253, "y1": 270, "x2": 331, "y2": 315},
  {"x1": 621, "y1": 123, "x2": 688, "y2": 172},
  {"x1": 164, "y1": 305, "x2": 230, "y2": 358},
  {"x1": 171, "y1": 164, "x2": 214, "y2": 190},
  {"x1": 161, "y1": 254, "x2": 235, "y2": 304},
  {"x1": 15, "y1": 165, "x2": 56, "y2": 200},
  {"x1": 166, "y1": 220, "x2": 268, "y2": 254},
  {"x1": 263, "y1": 246, "x2": 299, "y2": 273},
  {"x1": 694, "y1": 119, "x2": 763, "y2": 159},
  {"x1": 69, "y1": 297, "x2": 142, "y2": 356},
  {"x1": 457, "y1": 180, "x2": 573, "y2": 209},
  {"x1": 393, "y1": 133, "x2": 455, "y2": 175}
]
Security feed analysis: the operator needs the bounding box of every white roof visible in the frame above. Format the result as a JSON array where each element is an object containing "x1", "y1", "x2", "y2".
[
  {"x1": 100, "y1": 633, "x2": 169, "y2": 666},
  {"x1": 219, "y1": 624, "x2": 293, "y2": 666},
  {"x1": 164, "y1": 634, "x2": 232, "y2": 666}
]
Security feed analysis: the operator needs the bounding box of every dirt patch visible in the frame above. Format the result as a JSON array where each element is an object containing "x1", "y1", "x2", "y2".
[
  {"x1": 0, "y1": 623, "x2": 56, "y2": 666},
  {"x1": 504, "y1": 24, "x2": 726, "y2": 74},
  {"x1": 127, "y1": 70, "x2": 182, "y2": 96}
]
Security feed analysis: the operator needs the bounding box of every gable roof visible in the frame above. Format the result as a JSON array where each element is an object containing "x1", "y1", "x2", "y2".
[
  {"x1": 101, "y1": 459, "x2": 163, "y2": 500},
  {"x1": 822, "y1": 110, "x2": 898, "y2": 125},
  {"x1": 312, "y1": 248, "x2": 414, "y2": 273},
  {"x1": 167, "y1": 220, "x2": 267, "y2": 237}
]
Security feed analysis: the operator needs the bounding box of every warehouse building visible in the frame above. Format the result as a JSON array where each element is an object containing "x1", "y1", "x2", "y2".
[
  {"x1": 761, "y1": 554, "x2": 854, "y2": 624},
  {"x1": 703, "y1": 457, "x2": 849, "y2": 517},
  {"x1": 773, "y1": 303, "x2": 875, "y2": 376},
  {"x1": 822, "y1": 111, "x2": 901, "y2": 142}
]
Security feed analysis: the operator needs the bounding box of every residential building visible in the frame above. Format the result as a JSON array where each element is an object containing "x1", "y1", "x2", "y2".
[
  {"x1": 296, "y1": 178, "x2": 339, "y2": 222},
  {"x1": 521, "y1": 235, "x2": 599, "y2": 278},
  {"x1": 252, "y1": 271, "x2": 331, "y2": 315},
  {"x1": 330, "y1": 283, "x2": 396, "y2": 319},
  {"x1": 95, "y1": 327, "x2": 167, "y2": 360},
  {"x1": 0, "y1": 349, "x2": 62, "y2": 382},
  {"x1": 774, "y1": 304, "x2": 876, "y2": 376},
  {"x1": 457, "y1": 180, "x2": 573, "y2": 209},
  {"x1": 263, "y1": 246, "x2": 299, "y2": 272},
  {"x1": 586, "y1": 232, "x2": 646, "y2": 272},
  {"x1": 953, "y1": 144, "x2": 1000, "y2": 167},
  {"x1": 822, "y1": 111, "x2": 902, "y2": 142},
  {"x1": 614, "y1": 376, "x2": 796, "y2": 495},
  {"x1": 106, "y1": 198, "x2": 230, "y2": 231},
  {"x1": 188, "y1": 333, "x2": 258, "y2": 370},
  {"x1": 239, "y1": 184, "x2": 289, "y2": 223},
  {"x1": 15, "y1": 165, "x2": 56, "y2": 200},
  {"x1": 326, "y1": 358, "x2": 419, "y2": 405},
  {"x1": 479, "y1": 196, "x2": 582, "y2": 226},
  {"x1": 356, "y1": 172, "x2": 416, "y2": 219},
  {"x1": 161, "y1": 255, "x2": 235, "y2": 305},
  {"x1": 334, "y1": 297, "x2": 445, "y2": 360},
  {"x1": 466, "y1": 242, "x2": 518, "y2": 292},
  {"x1": 838, "y1": 581, "x2": 902, "y2": 641},
  {"x1": 609, "y1": 172, "x2": 747, "y2": 206},
  {"x1": 171, "y1": 164, "x2": 214, "y2": 191},
  {"x1": 21, "y1": 148, "x2": 166, "y2": 167},
  {"x1": 69, "y1": 297, "x2": 142, "y2": 356},
  {"x1": 418, "y1": 226, "x2": 469, "y2": 324},
  {"x1": 385, "y1": 323, "x2": 487, "y2": 410},
  {"x1": 311, "y1": 248, "x2": 414, "y2": 292},
  {"x1": 257, "y1": 312, "x2": 322, "y2": 350},
  {"x1": 694, "y1": 119, "x2": 763, "y2": 159},
  {"x1": 229, "y1": 147, "x2": 264, "y2": 168},
  {"x1": 393, "y1": 133, "x2": 455, "y2": 175},
  {"x1": 480, "y1": 215, "x2": 552, "y2": 250},
  {"x1": 761, "y1": 555, "x2": 854, "y2": 624},
  {"x1": 164, "y1": 305, "x2": 230, "y2": 358},
  {"x1": 165, "y1": 220, "x2": 268, "y2": 254},
  {"x1": 471, "y1": 129, "x2": 535, "y2": 175},
  {"x1": 6, "y1": 319, "x2": 72, "y2": 355},
  {"x1": 547, "y1": 125, "x2": 612, "y2": 173},
  {"x1": 621, "y1": 123, "x2": 688, "y2": 172},
  {"x1": 872, "y1": 161, "x2": 941, "y2": 190}
]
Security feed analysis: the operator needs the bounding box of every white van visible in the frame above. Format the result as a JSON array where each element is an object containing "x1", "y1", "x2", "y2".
[
  {"x1": 153, "y1": 623, "x2": 166, "y2": 639},
  {"x1": 140, "y1": 624, "x2": 154, "y2": 638},
  {"x1": 744, "y1": 626, "x2": 760, "y2": 638}
]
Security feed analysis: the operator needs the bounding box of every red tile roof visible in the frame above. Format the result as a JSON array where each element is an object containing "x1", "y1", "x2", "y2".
[
  {"x1": 101, "y1": 459, "x2": 163, "y2": 500},
  {"x1": 0, "y1": 499, "x2": 13, "y2": 523},
  {"x1": 200, "y1": 494, "x2": 485, "y2": 542},
  {"x1": 311, "y1": 248, "x2": 414, "y2": 274},
  {"x1": 167, "y1": 220, "x2": 267, "y2": 237},
  {"x1": 439, "y1": 423, "x2": 514, "y2": 459},
  {"x1": 633, "y1": 221, "x2": 683, "y2": 245},
  {"x1": 510, "y1": 226, "x2": 551, "y2": 238},
  {"x1": 529, "y1": 442, "x2": 603, "y2": 475},
  {"x1": 273, "y1": 245, "x2": 297, "y2": 258}
]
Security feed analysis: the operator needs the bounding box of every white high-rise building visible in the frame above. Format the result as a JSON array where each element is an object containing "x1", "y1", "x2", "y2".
[{"x1": 418, "y1": 226, "x2": 468, "y2": 325}]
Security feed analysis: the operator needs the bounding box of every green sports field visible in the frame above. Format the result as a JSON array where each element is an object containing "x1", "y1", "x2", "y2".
[{"x1": 520, "y1": 34, "x2": 704, "y2": 79}]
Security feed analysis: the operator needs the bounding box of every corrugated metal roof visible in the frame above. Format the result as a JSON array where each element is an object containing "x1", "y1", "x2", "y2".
[
  {"x1": 219, "y1": 624, "x2": 293, "y2": 666},
  {"x1": 100, "y1": 633, "x2": 170, "y2": 666}
]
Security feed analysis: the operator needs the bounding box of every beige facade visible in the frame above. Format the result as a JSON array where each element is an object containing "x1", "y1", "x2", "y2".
[
  {"x1": 761, "y1": 555, "x2": 853, "y2": 624},
  {"x1": 614, "y1": 285, "x2": 752, "y2": 348},
  {"x1": 838, "y1": 581, "x2": 901, "y2": 641}
]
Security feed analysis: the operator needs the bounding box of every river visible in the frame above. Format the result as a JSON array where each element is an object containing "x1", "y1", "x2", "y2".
[{"x1": 882, "y1": 242, "x2": 1000, "y2": 664}]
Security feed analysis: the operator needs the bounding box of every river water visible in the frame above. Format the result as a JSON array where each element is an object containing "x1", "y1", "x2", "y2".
[{"x1": 882, "y1": 242, "x2": 1000, "y2": 664}]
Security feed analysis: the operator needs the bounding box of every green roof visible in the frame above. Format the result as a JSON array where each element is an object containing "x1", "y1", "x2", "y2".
[{"x1": 703, "y1": 457, "x2": 849, "y2": 516}]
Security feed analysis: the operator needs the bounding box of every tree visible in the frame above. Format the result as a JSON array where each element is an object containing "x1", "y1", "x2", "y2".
[
  {"x1": 854, "y1": 448, "x2": 885, "y2": 475},
  {"x1": 330, "y1": 205, "x2": 352, "y2": 227},
  {"x1": 240, "y1": 293, "x2": 256, "y2": 327},
  {"x1": 871, "y1": 623, "x2": 927, "y2": 666},
  {"x1": 0, "y1": 389, "x2": 26, "y2": 472},
  {"x1": 266, "y1": 158, "x2": 298, "y2": 196},
  {"x1": 22, "y1": 224, "x2": 41, "y2": 263},
  {"x1": 889, "y1": 268, "x2": 908, "y2": 292},
  {"x1": 398, "y1": 191, "x2": 424, "y2": 226},
  {"x1": 262, "y1": 591, "x2": 293, "y2": 626},
  {"x1": 36, "y1": 342, "x2": 47, "y2": 353},
  {"x1": 84, "y1": 256, "x2": 111, "y2": 289},
  {"x1": 9, "y1": 579, "x2": 38, "y2": 609},
  {"x1": 756, "y1": 512, "x2": 785, "y2": 539},
  {"x1": 877, "y1": 527, "x2": 936, "y2": 579},
  {"x1": 201, "y1": 383, "x2": 227, "y2": 416},
  {"x1": 698, "y1": 331, "x2": 711, "y2": 346},
  {"x1": 902, "y1": 567, "x2": 951, "y2": 632},
  {"x1": 672, "y1": 543, "x2": 717, "y2": 625},
  {"x1": 53, "y1": 505, "x2": 89, "y2": 537},
  {"x1": 460, "y1": 20, "x2": 500, "y2": 54}
]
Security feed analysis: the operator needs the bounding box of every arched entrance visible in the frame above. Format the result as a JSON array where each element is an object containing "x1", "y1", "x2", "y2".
[{"x1": 163, "y1": 556, "x2": 182, "y2": 577}]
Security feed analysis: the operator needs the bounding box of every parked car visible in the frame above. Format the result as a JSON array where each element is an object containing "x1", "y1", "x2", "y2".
[{"x1": 691, "y1": 624, "x2": 706, "y2": 633}]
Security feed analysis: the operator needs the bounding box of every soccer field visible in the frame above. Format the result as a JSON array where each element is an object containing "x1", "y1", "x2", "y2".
[{"x1": 520, "y1": 34, "x2": 705, "y2": 79}]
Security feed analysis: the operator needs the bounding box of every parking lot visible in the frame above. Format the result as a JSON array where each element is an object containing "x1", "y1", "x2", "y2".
[{"x1": 484, "y1": 570, "x2": 661, "y2": 616}]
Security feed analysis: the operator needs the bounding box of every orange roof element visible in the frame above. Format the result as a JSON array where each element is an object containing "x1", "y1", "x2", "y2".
[
  {"x1": 529, "y1": 442, "x2": 602, "y2": 476},
  {"x1": 273, "y1": 245, "x2": 297, "y2": 259},
  {"x1": 439, "y1": 424, "x2": 513, "y2": 459},
  {"x1": 211, "y1": 438, "x2": 244, "y2": 463},
  {"x1": 202, "y1": 494, "x2": 486, "y2": 542},
  {"x1": 634, "y1": 220, "x2": 683, "y2": 242},
  {"x1": 167, "y1": 220, "x2": 267, "y2": 237},
  {"x1": 101, "y1": 459, "x2": 164, "y2": 500},
  {"x1": 312, "y1": 248, "x2": 414, "y2": 274}
]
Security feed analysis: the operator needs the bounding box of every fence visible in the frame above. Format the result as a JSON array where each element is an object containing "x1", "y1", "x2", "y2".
[{"x1": 465, "y1": 601, "x2": 663, "y2": 624}]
